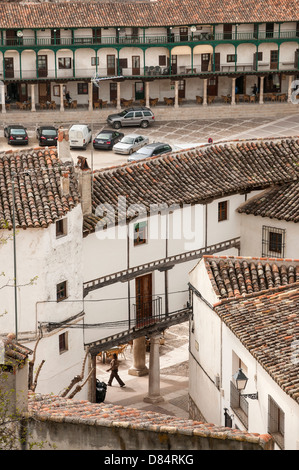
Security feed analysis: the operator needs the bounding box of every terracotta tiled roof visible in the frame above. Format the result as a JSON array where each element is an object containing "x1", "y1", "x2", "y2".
[
  {"x1": 83, "y1": 139, "x2": 299, "y2": 234},
  {"x1": 27, "y1": 392, "x2": 273, "y2": 449},
  {"x1": 214, "y1": 285, "x2": 299, "y2": 404},
  {"x1": 203, "y1": 255, "x2": 299, "y2": 299},
  {"x1": 1, "y1": 333, "x2": 32, "y2": 367},
  {"x1": 237, "y1": 180, "x2": 299, "y2": 223},
  {"x1": 0, "y1": 148, "x2": 80, "y2": 230},
  {"x1": 0, "y1": 0, "x2": 298, "y2": 29}
]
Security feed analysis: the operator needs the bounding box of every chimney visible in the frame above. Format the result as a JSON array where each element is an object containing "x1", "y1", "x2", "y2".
[
  {"x1": 75, "y1": 156, "x2": 92, "y2": 215},
  {"x1": 0, "y1": 333, "x2": 32, "y2": 416},
  {"x1": 57, "y1": 127, "x2": 73, "y2": 164}
]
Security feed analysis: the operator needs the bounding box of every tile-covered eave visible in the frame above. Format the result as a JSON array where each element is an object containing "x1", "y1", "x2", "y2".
[
  {"x1": 0, "y1": 0, "x2": 298, "y2": 29},
  {"x1": 214, "y1": 284, "x2": 299, "y2": 404}
]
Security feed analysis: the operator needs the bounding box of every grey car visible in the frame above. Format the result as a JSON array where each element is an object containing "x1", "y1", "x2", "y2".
[
  {"x1": 113, "y1": 134, "x2": 149, "y2": 155},
  {"x1": 107, "y1": 107, "x2": 155, "y2": 129},
  {"x1": 128, "y1": 142, "x2": 172, "y2": 162}
]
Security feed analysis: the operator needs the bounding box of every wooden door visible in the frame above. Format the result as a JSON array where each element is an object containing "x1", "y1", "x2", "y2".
[
  {"x1": 178, "y1": 79, "x2": 185, "y2": 98},
  {"x1": 270, "y1": 50, "x2": 278, "y2": 70},
  {"x1": 110, "y1": 82, "x2": 117, "y2": 101},
  {"x1": 6, "y1": 30, "x2": 17, "y2": 46},
  {"x1": 93, "y1": 28, "x2": 101, "y2": 44},
  {"x1": 18, "y1": 83, "x2": 28, "y2": 102},
  {"x1": 223, "y1": 24, "x2": 232, "y2": 40},
  {"x1": 39, "y1": 82, "x2": 51, "y2": 103},
  {"x1": 4, "y1": 58, "x2": 14, "y2": 78},
  {"x1": 107, "y1": 55, "x2": 116, "y2": 75},
  {"x1": 171, "y1": 55, "x2": 177, "y2": 74},
  {"x1": 132, "y1": 56, "x2": 140, "y2": 75},
  {"x1": 38, "y1": 55, "x2": 48, "y2": 78},
  {"x1": 135, "y1": 274, "x2": 152, "y2": 327},
  {"x1": 207, "y1": 77, "x2": 218, "y2": 96},
  {"x1": 92, "y1": 83, "x2": 99, "y2": 102},
  {"x1": 180, "y1": 27, "x2": 188, "y2": 42},
  {"x1": 135, "y1": 81, "x2": 144, "y2": 100},
  {"x1": 214, "y1": 52, "x2": 220, "y2": 71},
  {"x1": 201, "y1": 53, "x2": 210, "y2": 72}
]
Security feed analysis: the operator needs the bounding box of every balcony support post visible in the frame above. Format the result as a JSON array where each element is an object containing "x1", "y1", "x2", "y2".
[
  {"x1": 116, "y1": 81, "x2": 121, "y2": 110},
  {"x1": 1, "y1": 82, "x2": 6, "y2": 114},
  {"x1": 88, "y1": 80, "x2": 93, "y2": 111},
  {"x1": 145, "y1": 81, "x2": 150, "y2": 108},
  {"x1": 259, "y1": 75, "x2": 264, "y2": 104},
  {"x1": 60, "y1": 83, "x2": 64, "y2": 111},
  {"x1": 287, "y1": 74, "x2": 294, "y2": 103},
  {"x1": 144, "y1": 335, "x2": 164, "y2": 404},
  {"x1": 31, "y1": 84, "x2": 36, "y2": 112},
  {"x1": 129, "y1": 336, "x2": 148, "y2": 376},
  {"x1": 174, "y1": 79, "x2": 179, "y2": 108},
  {"x1": 231, "y1": 77, "x2": 236, "y2": 106},
  {"x1": 203, "y1": 78, "x2": 207, "y2": 106}
]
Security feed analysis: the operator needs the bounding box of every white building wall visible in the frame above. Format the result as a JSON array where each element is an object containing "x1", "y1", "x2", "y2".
[{"x1": 238, "y1": 212, "x2": 299, "y2": 258}]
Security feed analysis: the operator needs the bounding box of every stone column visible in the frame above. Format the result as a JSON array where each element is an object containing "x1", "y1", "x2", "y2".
[
  {"x1": 259, "y1": 76, "x2": 264, "y2": 104},
  {"x1": 60, "y1": 84, "x2": 64, "y2": 112},
  {"x1": 145, "y1": 81, "x2": 150, "y2": 108},
  {"x1": 143, "y1": 335, "x2": 164, "y2": 404},
  {"x1": 288, "y1": 75, "x2": 294, "y2": 103},
  {"x1": 88, "y1": 81, "x2": 93, "y2": 111},
  {"x1": 117, "y1": 81, "x2": 121, "y2": 110},
  {"x1": 231, "y1": 77, "x2": 236, "y2": 106},
  {"x1": 203, "y1": 78, "x2": 207, "y2": 106},
  {"x1": 174, "y1": 80, "x2": 179, "y2": 108},
  {"x1": 31, "y1": 84, "x2": 36, "y2": 112},
  {"x1": 129, "y1": 336, "x2": 148, "y2": 376},
  {"x1": 1, "y1": 83, "x2": 6, "y2": 114}
]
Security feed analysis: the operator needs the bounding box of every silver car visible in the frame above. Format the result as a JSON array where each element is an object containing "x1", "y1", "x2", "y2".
[
  {"x1": 107, "y1": 107, "x2": 155, "y2": 129},
  {"x1": 113, "y1": 134, "x2": 149, "y2": 155}
]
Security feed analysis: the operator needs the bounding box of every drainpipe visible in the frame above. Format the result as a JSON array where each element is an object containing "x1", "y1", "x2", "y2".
[{"x1": 205, "y1": 203, "x2": 208, "y2": 249}]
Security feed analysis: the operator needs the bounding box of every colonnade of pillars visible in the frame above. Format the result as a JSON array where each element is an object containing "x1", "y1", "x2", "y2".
[{"x1": 1, "y1": 75, "x2": 295, "y2": 114}]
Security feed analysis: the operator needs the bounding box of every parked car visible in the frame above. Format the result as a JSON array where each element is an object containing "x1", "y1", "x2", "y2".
[
  {"x1": 69, "y1": 124, "x2": 92, "y2": 149},
  {"x1": 128, "y1": 142, "x2": 172, "y2": 162},
  {"x1": 36, "y1": 126, "x2": 58, "y2": 146},
  {"x1": 107, "y1": 107, "x2": 155, "y2": 129},
  {"x1": 93, "y1": 129, "x2": 124, "y2": 150},
  {"x1": 113, "y1": 134, "x2": 149, "y2": 155},
  {"x1": 4, "y1": 125, "x2": 28, "y2": 145}
]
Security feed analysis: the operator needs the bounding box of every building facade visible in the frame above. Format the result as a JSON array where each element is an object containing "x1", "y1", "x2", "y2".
[{"x1": 0, "y1": 1, "x2": 299, "y2": 110}]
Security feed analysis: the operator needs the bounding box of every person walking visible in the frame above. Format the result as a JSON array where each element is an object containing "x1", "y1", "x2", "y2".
[{"x1": 107, "y1": 353, "x2": 125, "y2": 387}]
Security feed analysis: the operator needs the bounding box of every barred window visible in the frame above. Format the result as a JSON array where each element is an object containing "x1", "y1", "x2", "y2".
[
  {"x1": 57, "y1": 281, "x2": 67, "y2": 302},
  {"x1": 262, "y1": 226, "x2": 285, "y2": 257},
  {"x1": 268, "y1": 396, "x2": 285, "y2": 449}
]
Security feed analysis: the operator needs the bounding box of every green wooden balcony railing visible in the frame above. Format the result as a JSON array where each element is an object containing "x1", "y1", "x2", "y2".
[{"x1": 1, "y1": 30, "x2": 299, "y2": 48}]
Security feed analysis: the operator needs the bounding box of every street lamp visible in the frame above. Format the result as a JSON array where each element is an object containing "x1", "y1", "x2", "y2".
[{"x1": 233, "y1": 368, "x2": 258, "y2": 400}]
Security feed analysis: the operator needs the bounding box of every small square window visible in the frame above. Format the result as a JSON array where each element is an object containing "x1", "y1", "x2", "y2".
[
  {"x1": 134, "y1": 221, "x2": 147, "y2": 246},
  {"x1": 59, "y1": 332, "x2": 68, "y2": 354},
  {"x1": 56, "y1": 218, "x2": 67, "y2": 238},
  {"x1": 57, "y1": 281, "x2": 67, "y2": 302},
  {"x1": 91, "y1": 57, "x2": 99, "y2": 66},
  {"x1": 262, "y1": 226, "x2": 285, "y2": 257},
  {"x1": 58, "y1": 58, "x2": 72, "y2": 69},
  {"x1": 77, "y1": 83, "x2": 88, "y2": 94},
  {"x1": 227, "y1": 54, "x2": 236, "y2": 63},
  {"x1": 218, "y1": 201, "x2": 228, "y2": 222}
]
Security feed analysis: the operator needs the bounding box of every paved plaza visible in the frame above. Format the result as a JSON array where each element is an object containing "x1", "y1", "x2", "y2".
[{"x1": 1, "y1": 111, "x2": 299, "y2": 170}]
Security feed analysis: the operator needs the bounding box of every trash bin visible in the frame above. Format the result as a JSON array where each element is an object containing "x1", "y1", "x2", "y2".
[{"x1": 96, "y1": 379, "x2": 107, "y2": 403}]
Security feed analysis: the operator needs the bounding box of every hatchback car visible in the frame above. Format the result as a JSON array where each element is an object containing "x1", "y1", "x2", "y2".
[
  {"x1": 36, "y1": 126, "x2": 58, "y2": 146},
  {"x1": 107, "y1": 107, "x2": 155, "y2": 129},
  {"x1": 93, "y1": 129, "x2": 124, "y2": 150},
  {"x1": 4, "y1": 125, "x2": 28, "y2": 145},
  {"x1": 128, "y1": 142, "x2": 172, "y2": 162},
  {"x1": 113, "y1": 134, "x2": 149, "y2": 155}
]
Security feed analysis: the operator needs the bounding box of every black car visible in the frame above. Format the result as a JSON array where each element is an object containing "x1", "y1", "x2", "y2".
[
  {"x1": 128, "y1": 142, "x2": 172, "y2": 162},
  {"x1": 4, "y1": 125, "x2": 28, "y2": 145},
  {"x1": 36, "y1": 126, "x2": 58, "y2": 146},
  {"x1": 93, "y1": 130, "x2": 124, "y2": 150}
]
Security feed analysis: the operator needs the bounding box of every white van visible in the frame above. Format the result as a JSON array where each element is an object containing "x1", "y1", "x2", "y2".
[{"x1": 69, "y1": 124, "x2": 92, "y2": 149}]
